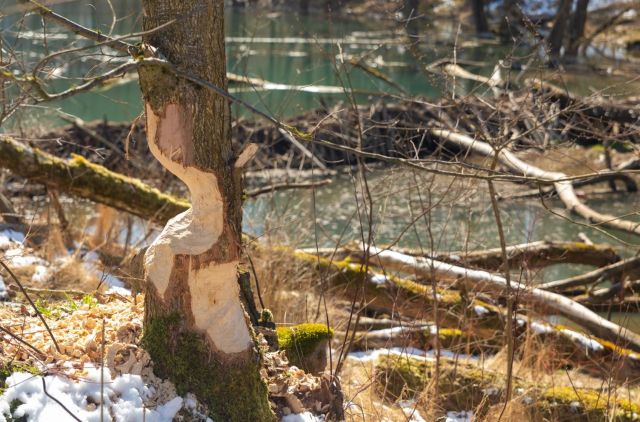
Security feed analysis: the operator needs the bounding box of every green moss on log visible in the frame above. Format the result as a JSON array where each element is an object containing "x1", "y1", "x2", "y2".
[
  {"x1": 536, "y1": 387, "x2": 640, "y2": 421},
  {"x1": 277, "y1": 323, "x2": 333, "y2": 372},
  {"x1": 143, "y1": 313, "x2": 274, "y2": 421},
  {"x1": 376, "y1": 355, "x2": 640, "y2": 421},
  {"x1": 0, "y1": 136, "x2": 189, "y2": 224}
]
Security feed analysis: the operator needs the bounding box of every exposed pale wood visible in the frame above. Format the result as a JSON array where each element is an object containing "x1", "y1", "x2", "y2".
[{"x1": 137, "y1": 0, "x2": 273, "y2": 419}]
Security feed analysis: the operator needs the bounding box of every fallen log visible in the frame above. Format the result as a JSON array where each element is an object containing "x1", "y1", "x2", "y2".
[
  {"x1": 390, "y1": 240, "x2": 619, "y2": 271},
  {"x1": 0, "y1": 135, "x2": 189, "y2": 224},
  {"x1": 539, "y1": 257, "x2": 640, "y2": 291},
  {"x1": 525, "y1": 78, "x2": 640, "y2": 124},
  {"x1": 362, "y1": 244, "x2": 640, "y2": 352},
  {"x1": 498, "y1": 173, "x2": 638, "y2": 200},
  {"x1": 299, "y1": 240, "x2": 620, "y2": 271},
  {"x1": 288, "y1": 247, "x2": 640, "y2": 370},
  {"x1": 430, "y1": 128, "x2": 640, "y2": 236},
  {"x1": 0, "y1": 136, "x2": 332, "y2": 225}
]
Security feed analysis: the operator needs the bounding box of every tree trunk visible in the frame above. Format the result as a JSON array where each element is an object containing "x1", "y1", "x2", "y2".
[
  {"x1": 137, "y1": 1, "x2": 273, "y2": 420},
  {"x1": 548, "y1": 0, "x2": 573, "y2": 60},
  {"x1": 567, "y1": 0, "x2": 589, "y2": 56},
  {"x1": 469, "y1": 0, "x2": 489, "y2": 34},
  {"x1": 499, "y1": 0, "x2": 517, "y2": 40}
]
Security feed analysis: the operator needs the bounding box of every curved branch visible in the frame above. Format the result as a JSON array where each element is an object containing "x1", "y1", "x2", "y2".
[{"x1": 430, "y1": 128, "x2": 640, "y2": 236}]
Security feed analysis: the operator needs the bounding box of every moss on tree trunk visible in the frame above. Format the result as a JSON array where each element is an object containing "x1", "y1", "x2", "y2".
[{"x1": 137, "y1": 0, "x2": 273, "y2": 419}]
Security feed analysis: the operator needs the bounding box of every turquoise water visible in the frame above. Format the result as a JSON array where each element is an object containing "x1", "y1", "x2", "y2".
[{"x1": 3, "y1": 0, "x2": 638, "y2": 128}]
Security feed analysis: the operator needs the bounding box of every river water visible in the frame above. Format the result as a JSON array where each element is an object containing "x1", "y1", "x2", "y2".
[{"x1": 2, "y1": 1, "x2": 640, "y2": 331}]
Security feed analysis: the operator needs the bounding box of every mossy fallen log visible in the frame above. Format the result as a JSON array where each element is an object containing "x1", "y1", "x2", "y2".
[
  {"x1": 283, "y1": 249, "x2": 640, "y2": 377},
  {"x1": 276, "y1": 323, "x2": 333, "y2": 374},
  {"x1": 333, "y1": 240, "x2": 620, "y2": 271},
  {"x1": 0, "y1": 136, "x2": 189, "y2": 224},
  {"x1": 363, "y1": 243, "x2": 640, "y2": 352},
  {"x1": 526, "y1": 78, "x2": 640, "y2": 125},
  {"x1": 375, "y1": 355, "x2": 640, "y2": 421},
  {"x1": 350, "y1": 324, "x2": 500, "y2": 356}
]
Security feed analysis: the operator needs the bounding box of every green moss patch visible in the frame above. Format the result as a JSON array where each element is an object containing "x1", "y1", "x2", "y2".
[
  {"x1": 143, "y1": 313, "x2": 274, "y2": 421},
  {"x1": 277, "y1": 323, "x2": 333, "y2": 372}
]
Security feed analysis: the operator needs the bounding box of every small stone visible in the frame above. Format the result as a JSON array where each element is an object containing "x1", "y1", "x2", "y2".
[{"x1": 282, "y1": 407, "x2": 291, "y2": 415}]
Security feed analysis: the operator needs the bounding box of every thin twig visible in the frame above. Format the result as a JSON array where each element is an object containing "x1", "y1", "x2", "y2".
[
  {"x1": 42, "y1": 378, "x2": 82, "y2": 422},
  {"x1": 0, "y1": 258, "x2": 61, "y2": 353},
  {"x1": 0, "y1": 325, "x2": 46, "y2": 356}
]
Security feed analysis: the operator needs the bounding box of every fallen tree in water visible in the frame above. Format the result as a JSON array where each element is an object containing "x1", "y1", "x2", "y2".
[
  {"x1": 430, "y1": 128, "x2": 640, "y2": 237},
  {"x1": 286, "y1": 248, "x2": 640, "y2": 379},
  {"x1": 540, "y1": 257, "x2": 640, "y2": 292}
]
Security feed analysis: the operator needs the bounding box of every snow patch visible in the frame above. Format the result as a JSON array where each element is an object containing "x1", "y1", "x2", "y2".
[
  {"x1": 3, "y1": 248, "x2": 45, "y2": 267},
  {"x1": 560, "y1": 328, "x2": 604, "y2": 352},
  {"x1": 281, "y1": 411, "x2": 323, "y2": 422},
  {"x1": 473, "y1": 305, "x2": 490, "y2": 316},
  {"x1": 398, "y1": 400, "x2": 427, "y2": 422},
  {"x1": 530, "y1": 321, "x2": 554, "y2": 335},
  {"x1": 370, "y1": 273, "x2": 388, "y2": 285},
  {"x1": 446, "y1": 410, "x2": 473, "y2": 422},
  {"x1": 0, "y1": 367, "x2": 183, "y2": 422},
  {"x1": 0, "y1": 230, "x2": 25, "y2": 248},
  {"x1": 31, "y1": 265, "x2": 50, "y2": 283}
]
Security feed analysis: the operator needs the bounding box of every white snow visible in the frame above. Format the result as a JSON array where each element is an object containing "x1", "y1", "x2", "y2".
[
  {"x1": 473, "y1": 305, "x2": 490, "y2": 316},
  {"x1": 96, "y1": 271, "x2": 131, "y2": 295},
  {"x1": 530, "y1": 321, "x2": 554, "y2": 335},
  {"x1": 347, "y1": 347, "x2": 433, "y2": 363},
  {"x1": 347, "y1": 346, "x2": 478, "y2": 363},
  {"x1": 3, "y1": 248, "x2": 45, "y2": 268},
  {"x1": 560, "y1": 328, "x2": 604, "y2": 352},
  {"x1": 0, "y1": 230, "x2": 25, "y2": 248},
  {"x1": 31, "y1": 265, "x2": 50, "y2": 283},
  {"x1": 398, "y1": 400, "x2": 427, "y2": 422},
  {"x1": 0, "y1": 367, "x2": 183, "y2": 422},
  {"x1": 446, "y1": 411, "x2": 473, "y2": 422},
  {"x1": 0, "y1": 274, "x2": 6, "y2": 300},
  {"x1": 370, "y1": 274, "x2": 388, "y2": 285},
  {"x1": 281, "y1": 411, "x2": 323, "y2": 422}
]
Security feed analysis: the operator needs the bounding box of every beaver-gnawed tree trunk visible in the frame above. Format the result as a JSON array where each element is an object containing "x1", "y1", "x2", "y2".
[{"x1": 137, "y1": 1, "x2": 273, "y2": 420}]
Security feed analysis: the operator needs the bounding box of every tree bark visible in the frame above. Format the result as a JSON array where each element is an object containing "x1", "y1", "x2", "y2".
[
  {"x1": 387, "y1": 240, "x2": 619, "y2": 271},
  {"x1": 567, "y1": 0, "x2": 589, "y2": 55},
  {"x1": 137, "y1": 1, "x2": 273, "y2": 420},
  {"x1": 548, "y1": 0, "x2": 574, "y2": 60},
  {"x1": 469, "y1": 0, "x2": 489, "y2": 34}
]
